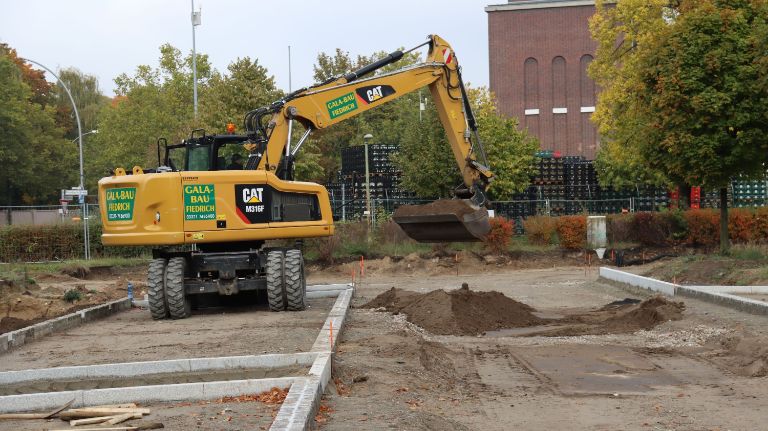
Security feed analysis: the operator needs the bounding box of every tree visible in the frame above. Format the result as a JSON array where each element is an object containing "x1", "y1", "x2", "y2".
[
  {"x1": 88, "y1": 44, "x2": 212, "y2": 189},
  {"x1": 590, "y1": 0, "x2": 768, "y2": 253},
  {"x1": 0, "y1": 52, "x2": 75, "y2": 204},
  {"x1": 394, "y1": 87, "x2": 538, "y2": 199},
  {"x1": 310, "y1": 48, "x2": 423, "y2": 182},
  {"x1": 199, "y1": 57, "x2": 282, "y2": 131},
  {"x1": 54, "y1": 68, "x2": 109, "y2": 139}
]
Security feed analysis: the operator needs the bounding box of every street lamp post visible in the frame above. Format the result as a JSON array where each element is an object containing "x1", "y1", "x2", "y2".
[
  {"x1": 363, "y1": 134, "x2": 373, "y2": 232},
  {"x1": 22, "y1": 58, "x2": 90, "y2": 260},
  {"x1": 191, "y1": 0, "x2": 201, "y2": 119}
]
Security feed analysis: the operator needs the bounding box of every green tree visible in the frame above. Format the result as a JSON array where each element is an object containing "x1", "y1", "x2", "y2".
[
  {"x1": 54, "y1": 68, "x2": 108, "y2": 139},
  {"x1": 89, "y1": 44, "x2": 212, "y2": 189},
  {"x1": 310, "y1": 48, "x2": 422, "y2": 182},
  {"x1": 590, "y1": 0, "x2": 768, "y2": 253},
  {"x1": 200, "y1": 57, "x2": 282, "y2": 131},
  {"x1": 0, "y1": 52, "x2": 75, "y2": 204},
  {"x1": 394, "y1": 87, "x2": 538, "y2": 199}
]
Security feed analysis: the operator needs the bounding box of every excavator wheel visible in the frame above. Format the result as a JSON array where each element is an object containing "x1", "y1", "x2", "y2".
[
  {"x1": 266, "y1": 250, "x2": 286, "y2": 311},
  {"x1": 147, "y1": 258, "x2": 169, "y2": 320},
  {"x1": 392, "y1": 199, "x2": 491, "y2": 243},
  {"x1": 165, "y1": 257, "x2": 191, "y2": 319},
  {"x1": 284, "y1": 249, "x2": 307, "y2": 311}
]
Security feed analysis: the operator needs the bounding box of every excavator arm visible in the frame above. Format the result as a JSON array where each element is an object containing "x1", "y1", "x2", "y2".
[{"x1": 245, "y1": 35, "x2": 494, "y2": 242}]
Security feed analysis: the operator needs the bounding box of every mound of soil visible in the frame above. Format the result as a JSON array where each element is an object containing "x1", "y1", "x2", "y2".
[
  {"x1": 708, "y1": 335, "x2": 768, "y2": 377},
  {"x1": 544, "y1": 296, "x2": 686, "y2": 336},
  {"x1": 364, "y1": 287, "x2": 544, "y2": 336}
]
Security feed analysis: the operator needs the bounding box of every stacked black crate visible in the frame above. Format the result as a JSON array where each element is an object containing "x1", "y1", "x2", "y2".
[
  {"x1": 531, "y1": 155, "x2": 566, "y2": 215},
  {"x1": 732, "y1": 177, "x2": 766, "y2": 208},
  {"x1": 338, "y1": 144, "x2": 410, "y2": 216},
  {"x1": 563, "y1": 157, "x2": 596, "y2": 215},
  {"x1": 635, "y1": 186, "x2": 669, "y2": 211}
]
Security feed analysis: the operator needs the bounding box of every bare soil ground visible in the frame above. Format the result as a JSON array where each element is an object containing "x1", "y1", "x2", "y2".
[
  {"x1": 320, "y1": 265, "x2": 768, "y2": 430},
  {"x1": 642, "y1": 254, "x2": 768, "y2": 286},
  {"x1": 2, "y1": 257, "x2": 768, "y2": 430},
  {"x1": 0, "y1": 265, "x2": 140, "y2": 334}
]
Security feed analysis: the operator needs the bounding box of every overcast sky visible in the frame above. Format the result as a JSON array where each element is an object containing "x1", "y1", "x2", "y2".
[{"x1": 1, "y1": 0, "x2": 498, "y2": 97}]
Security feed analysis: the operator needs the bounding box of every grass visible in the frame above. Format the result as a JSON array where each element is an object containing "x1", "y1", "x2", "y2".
[
  {"x1": 507, "y1": 236, "x2": 558, "y2": 253},
  {"x1": 0, "y1": 256, "x2": 149, "y2": 282},
  {"x1": 729, "y1": 244, "x2": 768, "y2": 261}
]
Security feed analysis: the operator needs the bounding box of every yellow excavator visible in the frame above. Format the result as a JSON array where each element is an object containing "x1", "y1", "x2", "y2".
[{"x1": 98, "y1": 34, "x2": 493, "y2": 319}]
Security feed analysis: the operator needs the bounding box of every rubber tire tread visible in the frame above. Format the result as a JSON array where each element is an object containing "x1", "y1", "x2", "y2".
[
  {"x1": 165, "y1": 257, "x2": 191, "y2": 319},
  {"x1": 147, "y1": 258, "x2": 168, "y2": 320},
  {"x1": 284, "y1": 249, "x2": 306, "y2": 311},
  {"x1": 266, "y1": 251, "x2": 286, "y2": 312}
]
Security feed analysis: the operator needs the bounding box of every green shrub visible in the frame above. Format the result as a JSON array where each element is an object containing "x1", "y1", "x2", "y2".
[{"x1": 63, "y1": 289, "x2": 82, "y2": 303}]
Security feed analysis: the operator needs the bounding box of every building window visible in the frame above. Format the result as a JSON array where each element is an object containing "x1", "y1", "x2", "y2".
[{"x1": 524, "y1": 57, "x2": 539, "y2": 111}]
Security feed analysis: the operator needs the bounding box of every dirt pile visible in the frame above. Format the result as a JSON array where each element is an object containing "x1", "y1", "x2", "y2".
[
  {"x1": 363, "y1": 286, "x2": 544, "y2": 336},
  {"x1": 708, "y1": 335, "x2": 768, "y2": 377},
  {"x1": 546, "y1": 296, "x2": 686, "y2": 336}
]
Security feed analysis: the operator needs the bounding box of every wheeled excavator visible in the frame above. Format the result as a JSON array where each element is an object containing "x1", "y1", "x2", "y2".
[{"x1": 98, "y1": 34, "x2": 494, "y2": 319}]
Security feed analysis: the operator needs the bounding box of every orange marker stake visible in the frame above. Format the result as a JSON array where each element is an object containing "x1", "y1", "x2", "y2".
[
  {"x1": 455, "y1": 253, "x2": 459, "y2": 277},
  {"x1": 352, "y1": 269, "x2": 355, "y2": 285},
  {"x1": 329, "y1": 321, "x2": 334, "y2": 349},
  {"x1": 360, "y1": 256, "x2": 365, "y2": 278}
]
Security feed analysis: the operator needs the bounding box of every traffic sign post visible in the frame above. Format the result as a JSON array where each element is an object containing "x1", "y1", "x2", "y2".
[{"x1": 63, "y1": 187, "x2": 90, "y2": 259}]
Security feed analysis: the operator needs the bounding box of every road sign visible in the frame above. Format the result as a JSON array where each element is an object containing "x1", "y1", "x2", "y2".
[{"x1": 64, "y1": 188, "x2": 88, "y2": 197}]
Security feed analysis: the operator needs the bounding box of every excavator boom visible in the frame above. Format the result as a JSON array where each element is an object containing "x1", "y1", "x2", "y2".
[{"x1": 247, "y1": 35, "x2": 494, "y2": 242}]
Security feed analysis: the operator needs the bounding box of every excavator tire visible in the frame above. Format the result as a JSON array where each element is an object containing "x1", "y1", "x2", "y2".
[
  {"x1": 266, "y1": 251, "x2": 286, "y2": 311},
  {"x1": 147, "y1": 258, "x2": 168, "y2": 320},
  {"x1": 284, "y1": 249, "x2": 306, "y2": 311},
  {"x1": 165, "y1": 257, "x2": 191, "y2": 319}
]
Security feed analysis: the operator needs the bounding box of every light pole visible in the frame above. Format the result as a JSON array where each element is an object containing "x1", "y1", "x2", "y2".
[
  {"x1": 71, "y1": 129, "x2": 98, "y2": 143},
  {"x1": 363, "y1": 134, "x2": 373, "y2": 230},
  {"x1": 22, "y1": 58, "x2": 90, "y2": 260},
  {"x1": 191, "y1": 0, "x2": 201, "y2": 119}
]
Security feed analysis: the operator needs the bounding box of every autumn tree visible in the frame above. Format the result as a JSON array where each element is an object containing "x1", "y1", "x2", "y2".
[
  {"x1": 0, "y1": 51, "x2": 76, "y2": 204},
  {"x1": 590, "y1": 0, "x2": 768, "y2": 253}
]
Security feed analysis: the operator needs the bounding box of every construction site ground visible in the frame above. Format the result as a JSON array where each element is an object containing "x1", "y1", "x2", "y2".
[{"x1": 1, "y1": 256, "x2": 768, "y2": 430}]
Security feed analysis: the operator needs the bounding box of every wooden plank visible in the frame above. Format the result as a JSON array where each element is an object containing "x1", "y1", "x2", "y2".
[
  {"x1": 89, "y1": 403, "x2": 138, "y2": 409},
  {"x1": 50, "y1": 428, "x2": 138, "y2": 431},
  {"x1": 0, "y1": 398, "x2": 74, "y2": 420},
  {"x1": 60, "y1": 407, "x2": 150, "y2": 419},
  {"x1": 106, "y1": 412, "x2": 142, "y2": 425},
  {"x1": 70, "y1": 415, "x2": 119, "y2": 426}
]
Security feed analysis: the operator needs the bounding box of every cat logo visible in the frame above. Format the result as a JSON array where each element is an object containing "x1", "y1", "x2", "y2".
[
  {"x1": 366, "y1": 86, "x2": 384, "y2": 103},
  {"x1": 242, "y1": 187, "x2": 264, "y2": 204},
  {"x1": 235, "y1": 184, "x2": 272, "y2": 223},
  {"x1": 355, "y1": 85, "x2": 396, "y2": 105}
]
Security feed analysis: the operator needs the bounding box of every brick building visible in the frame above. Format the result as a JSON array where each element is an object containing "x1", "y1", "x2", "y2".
[{"x1": 486, "y1": 0, "x2": 600, "y2": 159}]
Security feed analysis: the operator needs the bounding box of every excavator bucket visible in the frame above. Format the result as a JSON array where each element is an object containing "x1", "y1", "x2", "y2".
[{"x1": 392, "y1": 199, "x2": 490, "y2": 242}]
